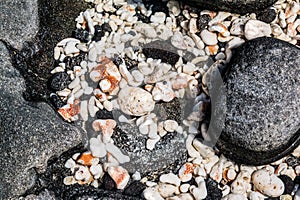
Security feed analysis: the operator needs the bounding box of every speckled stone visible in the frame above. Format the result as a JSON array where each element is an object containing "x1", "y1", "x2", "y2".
[
  {"x1": 183, "y1": 0, "x2": 277, "y2": 15},
  {"x1": 0, "y1": 0, "x2": 39, "y2": 50},
  {"x1": 0, "y1": 42, "x2": 83, "y2": 199},
  {"x1": 215, "y1": 37, "x2": 300, "y2": 165}
]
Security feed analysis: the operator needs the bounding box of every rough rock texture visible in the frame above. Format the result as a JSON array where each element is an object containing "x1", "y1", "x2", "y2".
[
  {"x1": 2, "y1": 0, "x2": 91, "y2": 102},
  {"x1": 183, "y1": 0, "x2": 277, "y2": 14},
  {"x1": 0, "y1": 42, "x2": 83, "y2": 199},
  {"x1": 22, "y1": 145, "x2": 144, "y2": 200},
  {"x1": 216, "y1": 37, "x2": 300, "y2": 165},
  {"x1": 0, "y1": 0, "x2": 39, "y2": 50},
  {"x1": 114, "y1": 123, "x2": 187, "y2": 176},
  {"x1": 111, "y1": 99, "x2": 187, "y2": 177}
]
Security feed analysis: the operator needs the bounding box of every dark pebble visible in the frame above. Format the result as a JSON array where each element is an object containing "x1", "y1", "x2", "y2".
[
  {"x1": 113, "y1": 54, "x2": 123, "y2": 66},
  {"x1": 285, "y1": 156, "x2": 300, "y2": 167},
  {"x1": 72, "y1": 28, "x2": 90, "y2": 43},
  {"x1": 123, "y1": 181, "x2": 146, "y2": 197},
  {"x1": 92, "y1": 23, "x2": 111, "y2": 42},
  {"x1": 73, "y1": 53, "x2": 86, "y2": 66},
  {"x1": 102, "y1": 173, "x2": 116, "y2": 190},
  {"x1": 93, "y1": 25, "x2": 105, "y2": 42},
  {"x1": 182, "y1": 0, "x2": 277, "y2": 15},
  {"x1": 96, "y1": 109, "x2": 114, "y2": 119},
  {"x1": 205, "y1": 178, "x2": 222, "y2": 200},
  {"x1": 143, "y1": 0, "x2": 169, "y2": 14},
  {"x1": 279, "y1": 175, "x2": 295, "y2": 194},
  {"x1": 135, "y1": 7, "x2": 150, "y2": 23},
  {"x1": 49, "y1": 72, "x2": 70, "y2": 91},
  {"x1": 197, "y1": 14, "x2": 211, "y2": 30},
  {"x1": 153, "y1": 98, "x2": 183, "y2": 124},
  {"x1": 63, "y1": 56, "x2": 73, "y2": 69},
  {"x1": 142, "y1": 46, "x2": 180, "y2": 66},
  {"x1": 63, "y1": 54, "x2": 86, "y2": 71},
  {"x1": 257, "y1": 8, "x2": 277, "y2": 23},
  {"x1": 124, "y1": 56, "x2": 138, "y2": 71},
  {"x1": 294, "y1": 176, "x2": 300, "y2": 184},
  {"x1": 101, "y1": 23, "x2": 112, "y2": 33},
  {"x1": 49, "y1": 93, "x2": 65, "y2": 108}
]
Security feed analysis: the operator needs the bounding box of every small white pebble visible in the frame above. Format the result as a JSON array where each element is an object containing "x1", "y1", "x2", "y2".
[
  {"x1": 159, "y1": 173, "x2": 181, "y2": 186},
  {"x1": 146, "y1": 136, "x2": 160, "y2": 150},
  {"x1": 63, "y1": 176, "x2": 76, "y2": 185},
  {"x1": 158, "y1": 183, "x2": 177, "y2": 198},
  {"x1": 163, "y1": 120, "x2": 179, "y2": 132},
  {"x1": 132, "y1": 171, "x2": 141, "y2": 181},
  {"x1": 103, "y1": 100, "x2": 113, "y2": 111},
  {"x1": 90, "y1": 164, "x2": 103, "y2": 179},
  {"x1": 80, "y1": 100, "x2": 88, "y2": 121},
  {"x1": 54, "y1": 46, "x2": 61, "y2": 60},
  {"x1": 180, "y1": 183, "x2": 190, "y2": 193},
  {"x1": 200, "y1": 30, "x2": 218, "y2": 45},
  {"x1": 244, "y1": 20, "x2": 272, "y2": 40},
  {"x1": 89, "y1": 137, "x2": 106, "y2": 158},
  {"x1": 106, "y1": 143, "x2": 130, "y2": 164},
  {"x1": 143, "y1": 187, "x2": 164, "y2": 200},
  {"x1": 65, "y1": 158, "x2": 76, "y2": 169},
  {"x1": 68, "y1": 77, "x2": 80, "y2": 89}
]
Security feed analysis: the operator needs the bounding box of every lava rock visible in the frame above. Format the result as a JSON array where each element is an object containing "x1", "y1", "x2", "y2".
[
  {"x1": 143, "y1": 0, "x2": 169, "y2": 14},
  {"x1": 93, "y1": 25, "x2": 106, "y2": 42},
  {"x1": 0, "y1": 0, "x2": 39, "y2": 50},
  {"x1": 113, "y1": 54, "x2": 123, "y2": 66},
  {"x1": 182, "y1": 0, "x2": 277, "y2": 15},
  {"x1": 50, "y1": 93, "x2": 65, "y2": 108},
  {"x1": 102, "y1": 173, "x2": 117, "y2": 190},
  {"x1": 279, "y1": 175, "x2": 294, "y2": 194},
  {"x1": 49, "y1": 72, "x2": 70, "y2": 91},
  {"x1": 96, "y1": 109, "x2": 114, "y2": 119},
  {"x1": 285, "y1": 156, "x2": 300, "y2": 167},
  {"x1": 142, "y1": 41, "x2": 181, "y2": 65},
  {"x1": 197, "y1": 14, "x2": 211, "y2": 30},
  {"x1": 135, "y1": 7, "x2": 150, "y2": 23},
  {"x1": 294, "y1": 176, "x2": 300, "y2": 184},
  {"x1": 214, "y1": 37, "x2": 300, "y2": 165},
  {"x1": 205, "y1": 178, "x2": 222, "y2": 200},
  {"x1": 124, "y1": 181, "x2": 146, "y2": 197},
  {"x1": 22, "y1": 145, "x2": 141, "y2": 200},
  {"x1": 92, "y1": 23, "x2": 112, "y2": 42},
  {"x1": 113, "y1": 120, "x2": 187, "y2": 176},
  {"x1": 72, "y1": 28, "x2": 90, "y2": 43},
  {"x1": 0, "y1": 42, "x2": 82, "y2": 199},
  {"x1": 257, "y1": 8, "x2": 277, "y2": 23}
]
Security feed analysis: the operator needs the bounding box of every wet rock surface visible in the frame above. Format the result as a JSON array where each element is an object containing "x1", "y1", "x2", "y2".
[
  {"x1": 183, "y1": 0, "x2": 277, "y2": 15},
  {"x1": 0, "y1": 41, "x2": 83, "y2": 199},
  {"x1": 216, "y1": 37, "x2": 300, "y2": 165}
]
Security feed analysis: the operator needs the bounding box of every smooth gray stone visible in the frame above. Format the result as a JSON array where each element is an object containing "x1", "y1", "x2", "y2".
[
  {"x1": 0, "y1": 42, "x2": 83, "y2": 199},
  {"x1": 183, "y1": 0, "x2": 277, "y2": 14},
  {"x1": 0, "y1": 0, "x2": 39, "y2": 50},
  {"x1": 215, "y1": 37, "x2": 300, "y2": 165}
]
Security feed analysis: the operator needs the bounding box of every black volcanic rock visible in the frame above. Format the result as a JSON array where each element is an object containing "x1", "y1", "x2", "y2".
[
  {"x1": 213, "y1": 37, "x2": 300, "y2": 165},
  {"x1": 182, "y1": 0, "x2": 277, "y2": 15}
]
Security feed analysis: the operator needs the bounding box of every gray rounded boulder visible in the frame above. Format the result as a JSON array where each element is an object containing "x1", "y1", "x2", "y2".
[{"x1": 214, "y1": 37, "x2": 300, "y2": 165}]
